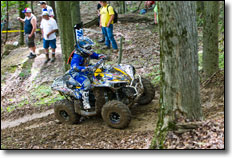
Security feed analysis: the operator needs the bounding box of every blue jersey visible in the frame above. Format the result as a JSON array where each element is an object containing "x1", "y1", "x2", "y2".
[{"x1": 70, "y1": 52, "x2": 99, "y2": 73}]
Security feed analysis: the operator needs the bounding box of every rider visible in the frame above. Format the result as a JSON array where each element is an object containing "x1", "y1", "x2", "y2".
[{"x1": 69, "y1": 23, "x2": 106, "y2": 110}]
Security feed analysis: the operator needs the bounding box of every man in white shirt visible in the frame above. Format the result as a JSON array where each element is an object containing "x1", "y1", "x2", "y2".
[
  {"x1": 40, "y1": 11, "x2": 58, "y2": 63},
  {"x1": 38, "y1": 1, "x2": 54, "y2": 18}
]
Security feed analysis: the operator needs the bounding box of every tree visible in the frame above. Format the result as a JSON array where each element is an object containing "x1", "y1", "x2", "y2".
[
  {"x1": 117, "y1": 1, "x2": 126, "y2": 14},
  {"x1": 56, "y1": 1, "x2": 75, "y2": 71},
  {"x1": 30, "y1": 1, "x2": 33, "y2": 13},
  {"x1": 70, "y1": 1, "x2": 81, "y2": 29},
  {"x1": 122, "y1": 1, "x2": 126, "y2": 14},
  {"x1": 150, "y1": 1, "x2": 202, "y2": 149},
  {"x1": 4, "y1": 1, "x2": 9, "y2": 45},
  {"x1": 203, "y1": 1, "x2": 219, "y2": 78},
  {"x1": 18, "y1": 1, "x2": 27, "y2": 46},
  {"x1": 196, "y1": 1, "x2": 204, "y2": 14}
]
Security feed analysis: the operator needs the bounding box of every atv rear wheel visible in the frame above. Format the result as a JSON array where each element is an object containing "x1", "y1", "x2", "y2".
[
  {"x1": 54, "y1": 99, "x2": 81, "y2": 124},
  {"x1": 136, "y1": 78, "x2": 155, "y2": 105},
  {"x1": 101, "y1": 100, "x2": 131, "y2": 129}
]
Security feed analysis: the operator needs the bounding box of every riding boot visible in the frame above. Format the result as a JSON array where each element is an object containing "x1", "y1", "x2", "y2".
[{"x1": 82, "y1": 91, "x2": 91, "y2": 109}]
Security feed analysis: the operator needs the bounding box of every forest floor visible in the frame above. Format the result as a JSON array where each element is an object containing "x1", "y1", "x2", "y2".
[{"x1": 1, "y1": 2, "x2": 224, "y2": 149}]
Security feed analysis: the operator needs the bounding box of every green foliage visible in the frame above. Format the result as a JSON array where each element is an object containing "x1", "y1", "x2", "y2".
[
  {"x1": 146, "y1": 65, "x2": 160, "y2": 86},
  {"x1": 5, "y1": 99, "x2": 29, "y2": 113},
  {"x1": 35, "y1": 94, "x2": 65, "y2": 106},
  {"x1": 17, "y1": 99, "x2": 29, "y2": 108},
  {"x1": 198, "y1": 51, "x2": 224, "y2": 71},
  {"x1": 1, "y1": 144, "x2": 6, "y2": 149},
  {"x1": 31, "y1": 84, "x2": 65, "y2": 106},
  {"x1": 218, "y1": 2, "x2": 224, "y2": 33},
  {"x1": 197, "y1": 16, "x2": 203, "y2": 27},
  {"x1": 219, "y1": 53, "x2": 224, "y2": 70},
  {"x1": 6, "y1": 105, "x2": 16, "y2": 112},
  {"x1": 150, "y1": 104, "x2": 168, "y2": 149},
  {"x1": 198, "y1": 52, "x2": 203, "y2": 71},
  {"x1": 31, "y1": 85, "x2": 53, "y2": 99},
  {"x1": 1, "y1": 1, "x2": 29, "y2": 19},
  {"x1": 19, "y1": 60, "x2": 33, "y2": 79}
]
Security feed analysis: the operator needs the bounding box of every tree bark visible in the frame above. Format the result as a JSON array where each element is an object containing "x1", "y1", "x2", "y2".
[
  {"x1": 70, "y1": 1, "x2": 81, "y2": 28},
  {"x1": 203, "y1": 1, "x2": 219, "y2": 78},
  {"x1": 56, "y1": 1, "x2": 75, "y2": 71},
  {"x1": 31, "y1": 1, "x2": 34, "y2": 13},
  {"x1": 122, "y1": 1, "x2": 126, "y2": 14},
  {"x1": 18, "y1": 1, "x2": 26, "y2": 46},
  {"x1": 196, "y1": 1, "x2": 204, "y2": 13},
  {"x1": 4, "y1": 1, "x2": 9, "y2": 45},
  {"x1": 150, "y1": 1, "x2": 202, "y2": 149}
]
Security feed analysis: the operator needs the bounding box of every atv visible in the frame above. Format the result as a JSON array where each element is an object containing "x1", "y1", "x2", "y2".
[{"x1": 51, "y1": 58, "x2": 155, "y2": 129}]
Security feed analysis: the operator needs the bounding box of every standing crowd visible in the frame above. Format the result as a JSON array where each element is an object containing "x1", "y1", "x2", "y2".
[
  {"x1": 17, "y1": 1, "x2": 119, "y2": 63},
  {"x1": 17, "y1": 1, "x2": 58, "y2": 63}
]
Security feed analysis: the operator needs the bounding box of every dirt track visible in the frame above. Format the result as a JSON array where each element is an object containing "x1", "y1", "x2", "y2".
[{"x1": 1, "y1": 100, "x2": 158, "y2": 149}]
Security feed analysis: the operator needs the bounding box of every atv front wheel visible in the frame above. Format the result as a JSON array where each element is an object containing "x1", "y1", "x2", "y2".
[
  {"x1": 54, "y1": 99, "x2": 81, "y2": 124},
  {"x1": 101, "y1": 100, "x2": 131, "y2": 129},
  {"x1": 136, "y1": 78, "x2": 155, "y2": 105}
]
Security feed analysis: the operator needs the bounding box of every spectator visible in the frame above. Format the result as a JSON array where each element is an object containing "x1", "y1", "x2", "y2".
[
  {"x1": 145, "y1": 1, "x2": 155, "y2": 10},
  {"x1": 17, "y1": 8, "x2": 37, "y2": 59},
  {"x1": 154, "y1": 3, "x2": 158, "y2": 24},
  {"x1": 99, "y1": 1, "x2": 118, "y2": 53},
  {"x1": 40, "y1": 11, "x2": 58, "y2": 63},
  {"x1": 97, "y1": 2, "x2": 105, "y2": 43},
  {"x1": 38, "y1": 1, "x2": 54, "y2": 18},
  {"x1": 1, "y1": 20, "x2": 6, "y2": 32}
]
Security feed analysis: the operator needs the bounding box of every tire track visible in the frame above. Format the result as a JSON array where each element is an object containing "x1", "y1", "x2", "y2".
[{"x1": 1, "y1": 109, "x2": 54, "y2": 129}]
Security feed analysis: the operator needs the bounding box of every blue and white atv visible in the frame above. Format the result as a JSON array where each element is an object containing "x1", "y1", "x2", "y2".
[{"x1": 51, "y1": 24, "x2": 155, "y2": 129}]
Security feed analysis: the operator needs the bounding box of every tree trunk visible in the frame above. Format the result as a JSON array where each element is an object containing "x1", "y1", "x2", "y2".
[
  {"x1": 18, "y1": 1, "x2": 27, "y2": 46},
  {"x1": 31, "y1": 1, "x2": 34, "y2": 13},
  {"x1": 150, "y1": 1, "x2": 202, "y2": 149},
  {"x1": 70, "y1": 1, "x2": 81, "y2": 28},
  {"x1": 56, "y1": 1, "x2": 75, "y2": 71},
  {"x1": 203, "y1": 1, "x2": 219, "y2": 78},
  {"x1": 4, "y1": 1, "x2": 9, "y2": 45},
  {"x1": 132, "y1": 1, "x2": 143, "y2": 13},
  {"x1": 122, "y1": 1, "x2": 126, "y2": 14},
  {"x1": 48, "y1": 1, "x2": 57, "y2": 20},
  {"x1": 196, "y1": 1, "x2": 204, "y2": 13}
]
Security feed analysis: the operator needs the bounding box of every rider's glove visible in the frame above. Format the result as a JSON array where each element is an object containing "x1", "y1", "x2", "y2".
[
  {"x1": 99, "y1": 54, "x2": 107, "y2": 60},
  {"x1": 81, "y1": 66, "x2": 94, "y2": 72},
  {"x1": 73, "y1": 67, "x2": 80, "y2": 72}
]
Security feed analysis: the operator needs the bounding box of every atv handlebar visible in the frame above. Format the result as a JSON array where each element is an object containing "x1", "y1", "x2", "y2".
[{"x1": 93, "y1": 58, "x2": 104, "y2": 71}]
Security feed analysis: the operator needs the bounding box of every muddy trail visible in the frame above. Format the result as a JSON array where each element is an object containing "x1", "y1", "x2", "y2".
[{"x1": 1, "y1": 101, "x2": 158, "y2": 149}]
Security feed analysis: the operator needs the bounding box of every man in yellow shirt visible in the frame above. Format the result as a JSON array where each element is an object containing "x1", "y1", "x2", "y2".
[{"x1": 100, "y1": 1, "x2": 118, "y2": 52}]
